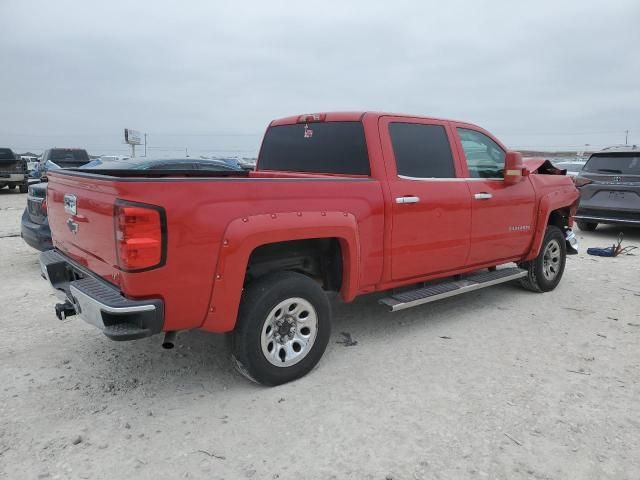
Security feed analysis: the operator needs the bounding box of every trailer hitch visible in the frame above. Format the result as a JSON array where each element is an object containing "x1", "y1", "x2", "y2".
[{"x1": 55, "y1": 301, "x2": 77, "y2": 320}]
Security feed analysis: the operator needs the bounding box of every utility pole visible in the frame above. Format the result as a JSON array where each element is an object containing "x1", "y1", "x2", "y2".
[
  {"x1": 625, "y1": 130, "x2": 629, "y2": 145},
  {"x1": 144, "y1": 134, "x2": 148, "y2": 157}
]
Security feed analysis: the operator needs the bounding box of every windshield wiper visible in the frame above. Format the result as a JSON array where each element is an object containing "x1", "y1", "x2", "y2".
[{"x1": 597, "y1": 168, "x2": 623, "y2": 174}]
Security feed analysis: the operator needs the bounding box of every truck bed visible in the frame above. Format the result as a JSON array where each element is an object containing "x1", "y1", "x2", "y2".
[{"x1": 46, "y1": 169, "x2": 385, "y2": 332}]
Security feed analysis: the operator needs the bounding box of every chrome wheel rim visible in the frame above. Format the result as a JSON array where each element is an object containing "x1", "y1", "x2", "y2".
[
  {"x1": 260, "y1": 297, "x2": 318, "y2": 367},
  {"x1": 542, "y1": 239, "x2": 561, "y2": 281}
]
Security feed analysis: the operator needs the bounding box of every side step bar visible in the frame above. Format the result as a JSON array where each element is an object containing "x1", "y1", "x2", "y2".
[{"x1": 379, "y1": 267, "x2": 527, "y2": 312}]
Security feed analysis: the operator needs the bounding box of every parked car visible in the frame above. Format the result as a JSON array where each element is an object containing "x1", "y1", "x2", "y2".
[
  {"x1": 21, "y1": 182, "x2": 51, "y2": 251},
  {"x1": 99, "y1": 155, "x2": 130, "y2": 162},
  {"x1": 21, "y1": 157, "x2": 242, "y2": 251},
  {"x1": 21, "y1": 155, "x2": 40, "y2": 173},
  {"x1": 39, "y1": 148, "x2": 91, "y2": 180},
  {"x1": 0, "y1": 148, "x2": 29, "y2": 193},
  {"x1": 573, "y1": 145, "x2": 640, "y2": 231},
  {"x1": 82, "y1": 157, "x2": 244, "y2": 172},
  {"x1": 39, "y1": 111, "x2": 579, "y2": 385},
  {"x1": 553, "y1": 160, "x2": 585, "y2": 177}
]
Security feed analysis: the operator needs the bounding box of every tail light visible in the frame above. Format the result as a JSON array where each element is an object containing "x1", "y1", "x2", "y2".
[
  {"x1": 573, "y1": 177, "x2": 593, "y2": 187},
  {"x1": 114, "y1": 200, "x2": 166, "y2": 272},
  {"x1": 297, "y1": 113, "x2": 326, "y2": 123},
  {"x1": 41, "y1": 198, "x2": 47, "y2": 215}
]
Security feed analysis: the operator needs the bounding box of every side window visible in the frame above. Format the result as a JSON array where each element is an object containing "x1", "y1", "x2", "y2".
[
  {"x1": 389, "y1": 123, "x2": 455, "y2": 178},
  {"x1": 457, "y1": 128, "x2": 505, "y2": 179}
]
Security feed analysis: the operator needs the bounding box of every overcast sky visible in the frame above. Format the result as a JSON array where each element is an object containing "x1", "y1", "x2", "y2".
[{"x1": 1, "y1": 0, "x2": 639, "y2": 156}]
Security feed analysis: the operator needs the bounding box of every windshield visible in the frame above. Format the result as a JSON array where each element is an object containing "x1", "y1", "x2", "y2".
[
  {"x1": 583, "y1": 154, "x2": 640, "y2": 175},
  {"x1": 48, "y1": 149, "x2": 90, "y2": 163},
  {"x1": 80, "y1": 158, "x2": 241, "y2": 171}
]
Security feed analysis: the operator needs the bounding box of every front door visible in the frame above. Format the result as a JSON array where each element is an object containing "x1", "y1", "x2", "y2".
[
  {"x1": 380, "y1": 117, "x2": 472, "y2": 281},
  {"x1": 454, "y1": 127, "x2": 536, "y2": 266}
]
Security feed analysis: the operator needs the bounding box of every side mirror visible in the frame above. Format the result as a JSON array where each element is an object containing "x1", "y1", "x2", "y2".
[{"x1": 504, "y1": 151, "x2": 524, "y2": 185}]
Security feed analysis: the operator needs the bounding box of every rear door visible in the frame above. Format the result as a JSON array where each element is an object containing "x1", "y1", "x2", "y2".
[
  {"x1": 380, "y1": 117, "x2": 471, "y2": 280},
  {"x1": 453, "y1": 126, "x2": 536, "y2": 265}
]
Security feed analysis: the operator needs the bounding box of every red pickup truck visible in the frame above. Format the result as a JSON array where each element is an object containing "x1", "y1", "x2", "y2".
[{"x1": 40, "y1": 112, "x2": 579, "y2": 385}]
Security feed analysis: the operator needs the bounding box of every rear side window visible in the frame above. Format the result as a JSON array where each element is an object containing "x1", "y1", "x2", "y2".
[
  {"x1": 389, "y1": 123, "x2": 455, "y2": 178},
  {"x1": 583, "y1": 154, "x2": 640, "y2": 175},
  {"x1": 258, "y1": 122, "x2": 370, "y2": 175}
]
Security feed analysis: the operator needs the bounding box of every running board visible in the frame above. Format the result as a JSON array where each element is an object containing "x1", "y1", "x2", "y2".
[{"x1": 379, "y1": 267, "x2": 527, "y2": 312}]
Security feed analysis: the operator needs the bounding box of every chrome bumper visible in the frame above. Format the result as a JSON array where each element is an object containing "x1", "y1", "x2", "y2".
[
  {"x1": 566, "y1": 229, "x2": 579, "y2": 255},
  {"x1": 0, "y1": 173, "x2": 25, "y2": 182},
  {"x1": 39, "y1": 250, "x2": 164, "y2": 340}
]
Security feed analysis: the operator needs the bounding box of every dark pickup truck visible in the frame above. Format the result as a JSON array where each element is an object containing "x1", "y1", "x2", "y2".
[{"x1": 0, "y1": 148, "x2": 28, "y2": 193}]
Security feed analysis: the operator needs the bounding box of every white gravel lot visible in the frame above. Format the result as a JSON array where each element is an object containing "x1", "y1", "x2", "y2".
[{"x1": 1, "y1": 188, "x2": 639, "y2": 480}]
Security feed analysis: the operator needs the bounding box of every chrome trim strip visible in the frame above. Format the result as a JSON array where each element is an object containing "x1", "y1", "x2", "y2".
[
  {"x1": 574, "y1": 215, "x2": 640, "y2": 225},
  {"x1": 397, "y1": 175, "x2": 503, "y2": 182}
]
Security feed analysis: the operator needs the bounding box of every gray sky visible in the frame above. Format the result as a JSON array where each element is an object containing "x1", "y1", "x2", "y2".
[{"x1": 1, "y1": 0, "x2": 639, "y2": 157}]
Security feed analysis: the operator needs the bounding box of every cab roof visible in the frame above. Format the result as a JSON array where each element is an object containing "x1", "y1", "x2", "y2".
[
  {"x1": 595, "y1": 145, "x2": 639, "y2": 154},
  {"x1": 269, "y1": 111, "x2": 472, "y2": 127}
]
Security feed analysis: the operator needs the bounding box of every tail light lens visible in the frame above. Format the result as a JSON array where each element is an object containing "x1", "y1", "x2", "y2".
[
  {"x1": 41, "y1": 198, "x2": 47, "y2": 215},
  {"x1": 297, "y1": 113, "x2": 326, "y2": 123},
  {"x1": 573, "y1": 177, "x2": 593, "y2": 187},
  {"x1": 114, "y1": 200, "x2": 166, "y2": 271}
]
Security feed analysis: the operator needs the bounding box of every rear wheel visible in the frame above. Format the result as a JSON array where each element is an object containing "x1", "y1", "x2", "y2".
[
  {"x1": 19, "y1": 183, "x2": 28, "y2": 193},
  {"x1": 576, "y1": 220, "x2": 597, "y2": 231},
  {"x1": 518, "y1": 225, "x2": 566, "y2": 293},
  {"x1": 232, "y1": 271, "x2": 331, "y2": 386}
]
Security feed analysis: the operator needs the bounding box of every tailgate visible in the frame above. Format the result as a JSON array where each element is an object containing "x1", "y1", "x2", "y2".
[
  {"x1": 46, "y1": 172, "x2": 121, "y2": 284},
  {"x1": 0, "y1": 159, "x2": 25, "y2": 174}
]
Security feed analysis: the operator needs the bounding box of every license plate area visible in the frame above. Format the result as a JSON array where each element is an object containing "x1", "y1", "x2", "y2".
[{"x1": 608, "y1": 191, "x2": 625, "y2": 200}]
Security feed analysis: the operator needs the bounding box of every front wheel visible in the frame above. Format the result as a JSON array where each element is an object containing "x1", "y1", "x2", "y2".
[
  {"x1": 518, "y1": 225, "x2": 567, "y2": 293},
  {"x1": 232, "y1": 271, "x2": 331, "y2": 386}
]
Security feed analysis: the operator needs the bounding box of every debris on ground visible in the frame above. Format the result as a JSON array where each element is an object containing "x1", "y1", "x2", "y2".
[
  {"x1": 587, "y1": 233, "x2": 638, "y2": 257},
  {"x1": 336, "y1": 332, "x2": 358, "y2": 346}
]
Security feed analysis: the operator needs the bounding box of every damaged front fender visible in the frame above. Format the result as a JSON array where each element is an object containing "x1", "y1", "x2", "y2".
[{"x1": 523, "y1": 157, "x2": 567, "y2": 175}]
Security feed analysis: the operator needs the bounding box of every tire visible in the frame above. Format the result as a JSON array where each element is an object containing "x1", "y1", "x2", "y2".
[
  {"x1": 576, "y1": 220, "x2": 597, "y2": 231},
  {"x1": 518, "y1": 225, "x2": 567, "y2": 293},
  {"x1": 231, "y1": 271, "x2": 331, "y2": 386},
  {"x1": 19, "y1": 183, "x2": 28, "y2": 193}
]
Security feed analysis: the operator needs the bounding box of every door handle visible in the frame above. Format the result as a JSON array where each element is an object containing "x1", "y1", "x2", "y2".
[
  {"x1": 395, "y1": 196, "x2": 420, "y2": 204},
  {"x1": 474, "y1": 193, "x2": 493, "y2": 200}
]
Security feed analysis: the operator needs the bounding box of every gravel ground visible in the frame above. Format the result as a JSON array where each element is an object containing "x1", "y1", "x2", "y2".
[{"x1": 1, "y1": 188, "x2": 639, "y2": 480}]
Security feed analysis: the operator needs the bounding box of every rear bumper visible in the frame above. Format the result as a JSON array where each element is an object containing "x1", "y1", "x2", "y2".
[
  {"x1": 20, "y1": 209, "x2": 52, "y2": 251},
  {"x1": 39, "y1": 249, "x2": 164, "y2": 341},
  {"x1": 575, "y1": 209, "x2": 640, "y2": 226},
  {"x1": 0, "y1": 173, "x2": 27, "y2": 183}
]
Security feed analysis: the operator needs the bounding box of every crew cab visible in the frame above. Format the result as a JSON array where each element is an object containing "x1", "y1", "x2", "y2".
[{"x1": 40, "y1": 112, "x2": 580, "y2": 385}]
